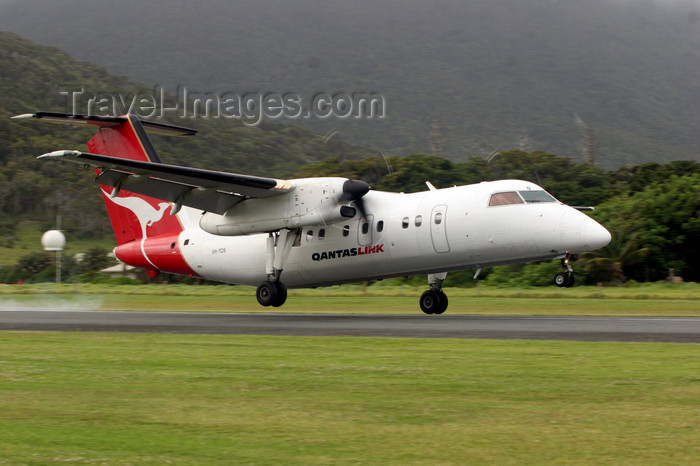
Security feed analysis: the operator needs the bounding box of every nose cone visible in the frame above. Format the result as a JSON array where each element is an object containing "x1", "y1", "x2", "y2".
[
  {"x1": 559, "y1": 207, "x2": 612, "y2": 253},
  {"x1": 582, "y1": 218, "x2": 612, "y2": 251}
]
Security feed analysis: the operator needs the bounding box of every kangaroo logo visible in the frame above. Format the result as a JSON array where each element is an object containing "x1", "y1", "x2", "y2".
[{"x1": 101, "y1": 188, "x2": 172, "y2": 268}]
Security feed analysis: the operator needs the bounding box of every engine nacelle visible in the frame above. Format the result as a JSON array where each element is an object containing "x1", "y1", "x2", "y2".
[{"x1": 199, "y1": 177, "x2": 357, "y2": 236}]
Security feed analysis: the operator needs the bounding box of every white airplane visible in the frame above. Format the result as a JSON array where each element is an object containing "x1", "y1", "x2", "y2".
[{"x1": 14, "y1": 112, "x2": 611, "y2": 314}]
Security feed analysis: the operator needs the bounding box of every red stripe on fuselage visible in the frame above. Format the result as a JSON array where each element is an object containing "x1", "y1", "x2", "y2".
[{"x1": 114, "y1": 233, "x2": 197, "y2": 276}]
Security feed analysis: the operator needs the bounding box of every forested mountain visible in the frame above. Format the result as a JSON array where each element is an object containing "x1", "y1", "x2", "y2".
[
  {"x1": 0, "y1": 32, "x2": 373, "y2": 238},
  {"x1": 1, "y1": 0, "x2": 699, "y2": 168}
]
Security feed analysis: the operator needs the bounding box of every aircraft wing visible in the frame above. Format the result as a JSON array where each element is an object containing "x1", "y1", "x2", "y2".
[{"x1": 39, "y1": 150, "x2": 294, "y2": 214}]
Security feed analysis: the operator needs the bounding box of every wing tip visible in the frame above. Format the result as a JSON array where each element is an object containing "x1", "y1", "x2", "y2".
[{"x1": 37, "y1": 150, "x2": 81, "y2": 159}]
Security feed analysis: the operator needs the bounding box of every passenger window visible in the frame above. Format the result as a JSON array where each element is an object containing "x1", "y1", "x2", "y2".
[
  {"x1": 318, "y1": 228, "x2": 325, "y2": 239},
  {"x1": 306, "y1": 230, "x2": 314, "y2": 242},
  {"x1": 402, "y1": 217, "x2": 409, "y2": 229},
  {"x1": 434, "y1": 212, "x2": 443, "y2": 225},
  {"x1": 415, "y1": 215, "x2": 422, "y2": 227},
  {"x1": 377, "y1": 220, "x2": 384, "y2": 232},
  {"x1": 489, "y1": 191, "x2": 524, "y2": 206},
  {"x1": 342, "y1": 225, "x2": 350, "y2": 237},
  {"x1": 361, "y1": 222, "x2": 369, "y2": 234}
]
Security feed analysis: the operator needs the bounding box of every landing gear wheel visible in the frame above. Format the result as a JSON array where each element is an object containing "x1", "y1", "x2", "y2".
[
  {"x1": 420, "y1": 290, "x2": 438, "y2": 314},
  {"x1": 564, "y1": 273, "x2": 575, "y2": 288},
  {"x1": 554, "y1": 272, "x2": 575, "y2": 288},
  {"x1": 256, "y1": 281, "x2": 278, "y2": 307},
  {"x1": 257, "y1": 281, "x2": 288, "y2": 307},
  {"x1": 434, "y1": 291, "x2": 448, "y2": 315},
  {"x1": 271, "y1": 282, "x2": 287, "y2": 307},
  {"x1": 420, "y1": 290, "x2": 448, "y2": 315},
  {"x1": 554, "y1": 272, "x2": 567, "y2": 287}
]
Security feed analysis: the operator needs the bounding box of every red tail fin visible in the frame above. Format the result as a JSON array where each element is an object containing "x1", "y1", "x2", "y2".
[
  {"x1": 14, "y1": 111, "x2": 199, "y2": 276},
  {"x1": 86, "y1": 114, "x2": 183, "y2": 245}
]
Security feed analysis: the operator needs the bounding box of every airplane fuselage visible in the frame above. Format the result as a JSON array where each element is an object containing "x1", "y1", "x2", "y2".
[{"x1": 115, "y1": 179, "x2": 611, "y2": 288}]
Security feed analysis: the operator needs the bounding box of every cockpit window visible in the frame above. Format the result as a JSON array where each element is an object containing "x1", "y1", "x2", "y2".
[
  {"x1": 489, "y1": 190, "x2": 557, "y2": 206},
  {"x1": 519, "y1": 190, "x2": 557, "y2": 203},
  {"x1": 489, "y1": 191, "x2": 524, "y2": 206}
]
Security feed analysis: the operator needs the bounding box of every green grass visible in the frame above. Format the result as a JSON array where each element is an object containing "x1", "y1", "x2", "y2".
[
  {"x1": 0, "y1": 332, "x2": 698, "y2": 464},
  {"x1": 1, "y1": 282, "x2": 699, "y2": 316}
]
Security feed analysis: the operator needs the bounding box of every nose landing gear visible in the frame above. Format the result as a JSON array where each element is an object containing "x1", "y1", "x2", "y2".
[{"x1": 554, "y1": 254, "x2": 577, "y2": 288}]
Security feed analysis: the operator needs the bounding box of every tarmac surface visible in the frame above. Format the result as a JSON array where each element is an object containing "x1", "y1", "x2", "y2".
[{"x1": 1, "y1": 310, "x2": 700, "y2": 342}]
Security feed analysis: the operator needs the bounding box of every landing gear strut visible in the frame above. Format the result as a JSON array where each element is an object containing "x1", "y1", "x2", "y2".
[
  {"x1": 554, "y1": 254, "x2": 577, "y2": 288},
  {"x1": 256, "y1": 229, "x2": 300, "y2": 307},
  {"x1": 420, "y1": 272, "x2": 448, "y2": 315}
]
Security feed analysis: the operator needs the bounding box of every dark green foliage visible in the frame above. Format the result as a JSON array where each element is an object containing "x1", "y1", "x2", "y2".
[
  {"x1": 15, "y1": 252, "x2": 51, "y2": 278},
  {"x1": 608, "y1": 161, "x2": 700, "y2": 196},
  {"x1": 485, "y1": 262, "x2": 562, "y2": 288},
  {"x1": 473, "y1": 151, "x2": 612, "y2": 206},
  {"x1": 68, "y1": 272, "x2": 141, "y2": 285},
  {"x1": 298, "y1": 150, "x2": 611, "y2": 204},
  {"x1": 590, "y1": 174, "x2": 700, "y2": 282},
  {"x1": 582, "y1": 232, "x2": 650, "y2": 284},
  {"x1": 8, "y1": 247, "x2": 115, "y2": 282},
  {"x1": 72, "y1": 247, "x2": 112, "y2": 275}
]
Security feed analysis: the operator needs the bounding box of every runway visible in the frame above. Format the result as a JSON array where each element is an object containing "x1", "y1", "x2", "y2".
[{"x1": 1, "y1": 310, "x2": 699, "y2": 342}]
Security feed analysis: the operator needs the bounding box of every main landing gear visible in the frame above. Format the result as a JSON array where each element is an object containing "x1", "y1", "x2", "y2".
[
  {"x1": 256, "y1": 281, "x2": 288, "y2": 307},
  {"x1": 420, "y1": 272, "x2": 448, "y2": 315},
  {"x1": 256, "y1": 229, "x2": 300, "y2": 307},
  {"x1": 554, "y1": 254, "x2": 577, "y2": 288}
]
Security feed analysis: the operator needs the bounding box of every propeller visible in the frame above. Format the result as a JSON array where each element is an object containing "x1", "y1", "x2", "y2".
[{"x1": 341, "y1": 179, "x2": 370, "y2": 219}]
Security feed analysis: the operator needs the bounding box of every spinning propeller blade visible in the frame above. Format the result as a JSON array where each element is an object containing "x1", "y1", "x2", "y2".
[{"x1": 341, "y1": 179, "x2": 370, "y2": 219}]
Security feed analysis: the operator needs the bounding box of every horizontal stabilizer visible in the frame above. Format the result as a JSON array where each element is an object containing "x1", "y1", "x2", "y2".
[{"x1": 12, "y1": 112, "x2": 197, "y2": 136}]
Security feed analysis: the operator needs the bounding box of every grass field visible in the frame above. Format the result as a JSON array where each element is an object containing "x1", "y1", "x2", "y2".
[
  {"x1": 1, "y1": 282, "x2": 699, "y2": 316},
  {"x1": 1, "y1": 332, "x2": 698, "y2": 464},
  {"x1": 2, "y1": 283, "x2": 698, "y2": 463},
  {"x1": 0, "y1": 284, "x2": 700, "y2": 465}
]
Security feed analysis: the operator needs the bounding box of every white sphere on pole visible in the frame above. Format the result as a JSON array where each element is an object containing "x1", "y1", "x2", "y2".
[{"x1": 41, "y1": 230, "x2": 66, "y2": 251}]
